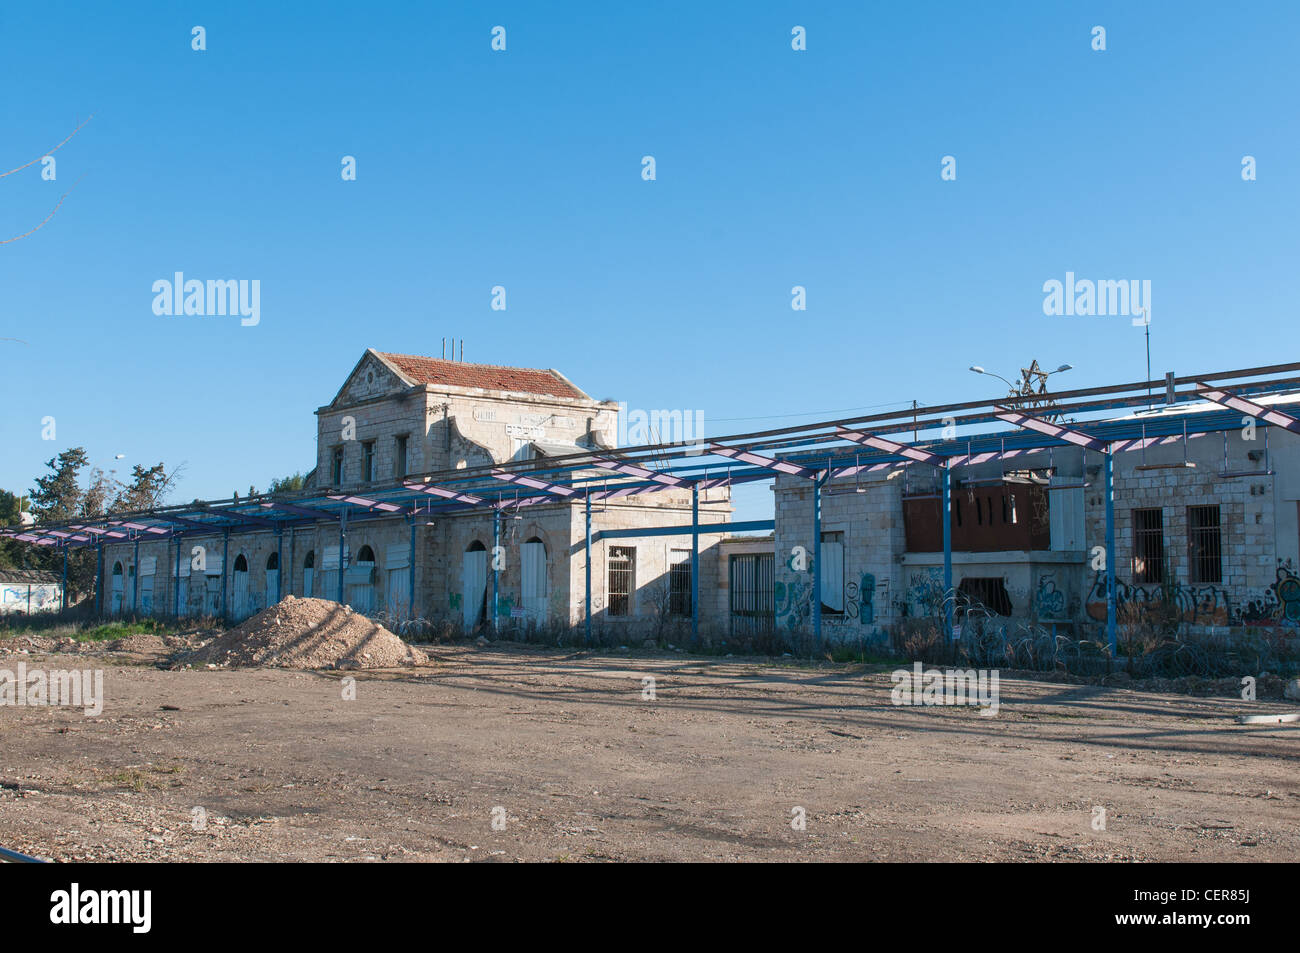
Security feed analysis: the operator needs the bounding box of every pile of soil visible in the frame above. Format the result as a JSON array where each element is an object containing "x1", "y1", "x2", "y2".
[
  {"x1": 182, "y1": 596, "x2": 427, "y2": 670},
  {"x1": 108, "y1": 634, "x2": 170, "y2": 654}
]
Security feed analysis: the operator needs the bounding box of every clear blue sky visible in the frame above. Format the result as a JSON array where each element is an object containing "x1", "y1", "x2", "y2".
[{"x1": 2, "y1": 1, "x2": 1296, "y2": 523}]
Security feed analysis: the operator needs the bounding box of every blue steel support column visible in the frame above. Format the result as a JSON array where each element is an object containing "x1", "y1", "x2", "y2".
[
  {"x1": 492, "y1": 508, "x2": 500, "y2": 633},
  {"x1": 408, "y1": 516, "x2": 416, "y2": 620},
  {"x1": 276, "y1": 529, "x2": 284, "y2": 605},
  {"x1": 221, "y1": 529, "x2": 230, "y2": 619},
  {"x1": 60, "y1": 547, "x2": 67, "y2": 616},
  {"x1": 812, "y1": 475, "x2": 822, "y2": 645},
  {"x1": 584, "y1": 493, "x2": 592, "y2": 646},
  {"x1": 287, "y1": 527, "x2": 296, "y2": 597},
  {"x1": 95, "y1": 541, "x2": 102, "y2": 615},
  {"x1": 132, "y1": 535, "x2": 140, "y2": 614},
  {"x1": 942, "y1": 465, "x2": 953, "y2": 640},
  {"x1": 173, "y1": 536, "x2": 181, "y2": 616},
  {"x1": 1104, "y1": 450, "x2": 1117, "y2": 655},
  {"x1": 690, "y1": 483, "x2": 700, "y2": 647},
  {"x1": 337, "y1": 509, "x2": 347, "y2": 604}
]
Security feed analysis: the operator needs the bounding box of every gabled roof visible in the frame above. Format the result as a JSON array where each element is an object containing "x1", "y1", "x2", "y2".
[{"x1": 373, "y1": 351, "x2": 590, "y2": 400}]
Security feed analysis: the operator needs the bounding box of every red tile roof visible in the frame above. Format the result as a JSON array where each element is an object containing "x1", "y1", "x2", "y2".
[{"x1": 376, "y1": 352, "x2": 587, "y2": 400}]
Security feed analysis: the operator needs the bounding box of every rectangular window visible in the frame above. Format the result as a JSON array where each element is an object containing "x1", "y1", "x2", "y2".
[
  {"x1": 608, "y1": 546, "x2": 635, "y2": 616},
  {"x1": 1132, "y1": 508, "x2": 1165, "y2": 584},
  {"x1": 331, "y1": 447, "x2": 344, "y2": 486},
  {"x1": 669, "y1": 549, "x2": 692, "y2": 617},
  {"x1": 394, "y1": 435, "x2": 408, "y2": 480},
  {"x1": 362, "y1": 441, "x2": 375, "y2": 483},
  {"x1": 729, "y1": 553, "x2": 775, "y2": 637},
  {"x1": 957, "y1": 577, "x2": 1012, "y2": 616},
  {"x1": 820, "y1": 531, "x2": 844, "y2": 614},
  {"x1": 1188, "y1": 505, "x2": 1222, "y2": 584}
]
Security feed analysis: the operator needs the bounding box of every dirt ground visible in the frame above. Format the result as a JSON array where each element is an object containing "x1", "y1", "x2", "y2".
[{"x1": 1, "y1": 642, "x2": 1297, "y2": 862}]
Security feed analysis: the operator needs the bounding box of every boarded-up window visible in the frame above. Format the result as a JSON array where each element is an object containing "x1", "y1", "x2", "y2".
[
  {"x1": 904, "y1": 484, "x2": 1049, "y2": 553},
  {"x1": 521, "y1": 539, "x2": 547, "y2": 622},
  {"x1": 820, "y1": 532, "x2": 844, "y2": 613}
]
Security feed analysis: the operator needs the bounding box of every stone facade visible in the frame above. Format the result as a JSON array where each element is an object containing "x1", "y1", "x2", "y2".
[
  {"x1": 97, "y1": 350, "x2": 731, "y2": 631},
  {"x1": 771, "y1": 402, "x2": 1300, "y2": 640}
]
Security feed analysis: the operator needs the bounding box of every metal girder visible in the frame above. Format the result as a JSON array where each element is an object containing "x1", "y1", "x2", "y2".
[
  {"x1": 708, "y1": 444, "x2": 818, "y2": 478},
  {"x1": 993, "y1": 406, "x2": 1110, "y2": 452},
  {"x1": 490, "y1": 469, "x2": 581, "y2": 497},
  {"x1": 327, "y1": 494, "x2": 406, "y2": 513},
  {"x1": 590, "y1": 458, "x2": 692, "y2": 487},
  {"x1": 260, "y1": 501, "x2": 340, "y2": 520},
  {"x1": 835, "y1": 429, "x2": 948, "y2": 467},
  {"x1": 196, "y1": 506, "x2": 279, "y2": 528},
  {"x1": 403, "y1": 481, "x2": 488, "y2": 506},
  {"x1": 829, "y1": 460, "x2": 908, "y2": 479},
  {"x1": 1109, "y1": 432, "x2": 1206, "y2": 454},
  {"x1": 1196, "y1": 383, "x2": 1300, "y2": 434},
  {"x1": 144, "y1": 513, "x2": 227, "y2": 533}
]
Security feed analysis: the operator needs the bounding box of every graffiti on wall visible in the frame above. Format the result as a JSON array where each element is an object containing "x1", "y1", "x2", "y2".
[
  {"x1": 1084, "y1": 562, "x2": 1300, "y2": 628},
  {"x1": 775, "y1": 573, "x2": 879, "y2": 631},
  {"x1": 898, "y1": 569, "x2": 944, "y2": 618},
  {"x1": 1034, "y1": 572, "x2": 1069, "y2": 621}
]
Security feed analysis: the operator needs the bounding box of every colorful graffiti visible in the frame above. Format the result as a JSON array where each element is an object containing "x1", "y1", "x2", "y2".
[
  {"x1": 1084, "y1": 562, "x2": 1300, "y2": 628},
  {"x1": 775, "y1": 573, "x2": 879, "y2": 631}
]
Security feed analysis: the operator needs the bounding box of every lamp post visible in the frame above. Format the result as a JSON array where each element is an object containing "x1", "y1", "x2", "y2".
[{"x1": 970, "y1": 363, "x2": 1073, "y2": 418}]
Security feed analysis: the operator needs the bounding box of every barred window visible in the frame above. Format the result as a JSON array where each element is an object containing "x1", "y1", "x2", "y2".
[
  {"x1": 1188, "y1": 505, "x2": 1222, "y2": 584},
  {"x1": 608, "y1": 547, "x2": 635, "y2": 616},
  {"x1": 669, "y1": 550, "x2": 692, "y2": 617},
  {"x1": 1132, "y1": 508, "x2": 1164, "y2": 584}
]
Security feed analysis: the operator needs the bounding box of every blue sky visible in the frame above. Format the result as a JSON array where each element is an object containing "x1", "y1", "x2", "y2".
[{"x1": 2, "y1": 1, "x2": 1296, "y2": 523}]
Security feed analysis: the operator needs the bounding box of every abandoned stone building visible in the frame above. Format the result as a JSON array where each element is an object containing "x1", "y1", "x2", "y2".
[
  {"x1": 94, "y1": 349, "x2": 732, "y2": 629},
  {"x1": 770, "y1": 395, "x2": 1300, "y2": 642}
]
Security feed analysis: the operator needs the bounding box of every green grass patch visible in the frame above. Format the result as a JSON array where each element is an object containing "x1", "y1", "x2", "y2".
[{"x1": 0, "y1": 615, "x2": 186, "y2": 643}]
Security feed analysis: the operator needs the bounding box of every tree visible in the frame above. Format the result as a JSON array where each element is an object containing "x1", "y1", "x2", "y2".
[
  {"x1": 29, "y1": 447, "x2": 88, "y2": 524},
  {"x1": 267, "y1": 472, "x2": 308, "y2": 494},
  {"x1": 81, "y1": 467, "x2": 115, "y2": 519},
  {"x1": 110, "y1": 462, "x2": 183, "y2": 514},
  {"x1": 0, "y1": 490, "x2": 25, "y2": 569}
]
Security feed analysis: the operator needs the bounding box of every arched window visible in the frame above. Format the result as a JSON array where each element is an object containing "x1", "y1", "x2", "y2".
[
  {"x1": 462, "y1": 541, "x2": 488, "y2": 628},
  {"x1": 521, "y1": 536, "x2": 548, "y2": 624},
  {"x1": 232, "y1": 554, "x2": 251, "y2": 618},
  {"x1": 346, "y1": 545, "x2": 377, "y2": 613},
  {"x1": 303, "y1": 550, "x2": 316, "y2": 597},
  {"x1": 265, "y1": 552, "x2": 280, "y2": 605},
  {"x1": 111, "y1": 561, "x2": 124, "y2": 615}
]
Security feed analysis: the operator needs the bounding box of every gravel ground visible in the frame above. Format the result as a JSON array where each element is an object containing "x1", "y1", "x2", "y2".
[{"x1": 1, "y1": 642, "x2": 1296, "y2": 862}]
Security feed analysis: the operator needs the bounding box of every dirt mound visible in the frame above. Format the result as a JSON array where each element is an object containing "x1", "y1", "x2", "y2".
[
  {"x1": 108, "y1": 634, "x2": 170, "y2": 654},
  {"x1": 182, "y1": 596, "x2": 426, "y2": 670}
]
